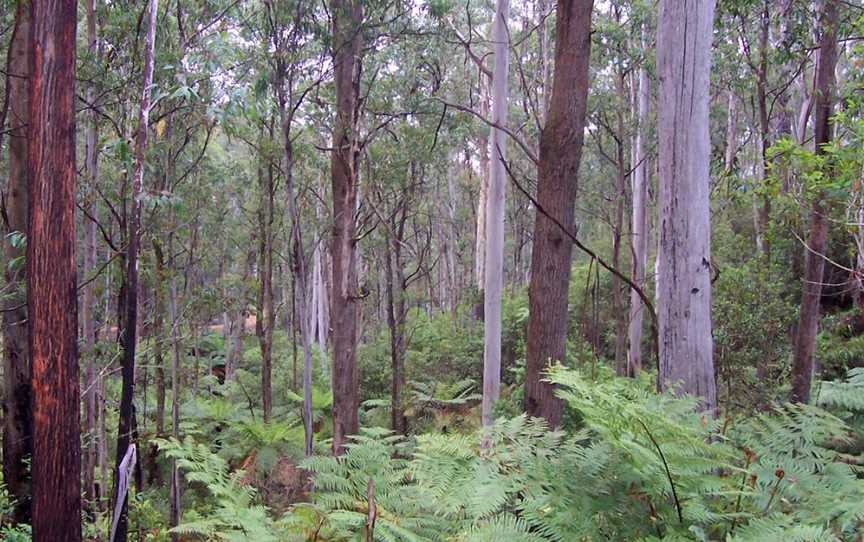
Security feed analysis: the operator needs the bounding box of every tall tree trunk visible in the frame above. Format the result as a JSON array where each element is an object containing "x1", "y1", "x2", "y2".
[
  {"x1": 446, "y1": 156, "x2": 459, "y2": 321},
  {"x1": 114, "y1": 0, "x2": 156, "y2": 537},
  {"x1": 330, "y1": 0, "x2": 363, "y2": 454},
  {"x1": 274, "y1": 68, "x2": 316, "y2": 454},
  {"x1": 2, "y1": 3, "x2": 32, "y2": 525},
  {"x1": 256, "y1": 142, "x2": 275, "y2": 422},
  {"x1": 167, "y1": 236, "x2": 182, "y2": 539},
  {"x1": 791, "y1": 0, "x2": 838, "y2": 404},
  {"x1": 656, "y1": 0, "x2": 717, "y2": 413},
  {"x1": 385, "y1": 207, "x2": 408, "y2": 435},
  {"x1": 723, "y1": 90, "x2": 738, "y2": 172},
  {"x1": 153, "y1": 242, "x2": 167, "y2": 435},
  {"x1": 753, "y1": 2, "x2": 771, "y2": 257},
  {"x1": 474, "y1": 76, "x2": 490, "y2": 294},
  {"x1": 27, "y1": 0, "x2": 81, "y2": 537},
  {"x1": 82, "y1": 0, "x2": 101, "y2": 509},
  {"x1": 481, "y1": 0, "x2": 511, "y2": 428},
  {"x1": 612, "y1": 66, "x2": 628, "y2": 375},
  {"x1": 627, "y1": 31, "x2": 650, "y2": 376},
  {"x1": 524, "y1": 0, "x2": 593, "y2": 427}
]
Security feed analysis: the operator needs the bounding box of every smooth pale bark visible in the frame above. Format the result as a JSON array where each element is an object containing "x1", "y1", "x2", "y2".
[
  {"x1": 114, "y1": 0, "x2": 156, "y2": 537},
  {"x1": 27, "y1": 0, "x2": 81, "y2": 537},
  {"x1": 723, "y1": 91, "x2": 738, "y2": 172},
  {"x1": 524, "y1": 0, "x2": 593, "y2": 426},
  {"x1": 612, "y1": 65, "x2": 628, "y2": 375},
  {"x1": 627, "y1": 38, "x2": 650, "y2": 376},
  {"x1": 482, "y1": 0, "x2": 511, "y2": 428},
  {"x1": 656, "y1": 0, "x2": 717, "y2": 413},
  {"x1": 274, "y1": 63, "x2": 316, "y2": 454},
  {"x1": 330, "y1": 0, "x2": 363, "y2": 454},
  {"x1": 475, "y1": 76, "x2": 490, "y2": 293},
  {"x1": 791, "y1": 0, "x2": 838, "y2": 404},
  {"x1": 2, "y1": 2, "x2": 32, "y2": 524},
  {"x1": 311, "y1": 234, "x2": 329, "y2": 371}
]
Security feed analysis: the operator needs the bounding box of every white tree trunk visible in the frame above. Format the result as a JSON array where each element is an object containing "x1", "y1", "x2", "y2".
[
  {"x1": 482, "y1": 0, "x2": 510, "y2": 427},
  {"x1": 627, "y1": 37, "x2": 650, "y2": 375},
  {"x1": 656, "y1": 0, "x2": 717, "y2": 413},
  {"x1": 475, "y1": 75, "x2": 491, "y2": 291}
]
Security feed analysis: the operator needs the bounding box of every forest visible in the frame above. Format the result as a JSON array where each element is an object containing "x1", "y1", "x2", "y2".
[{"x1": 1, "y1": 0, "x2": 864, "y2": 540}]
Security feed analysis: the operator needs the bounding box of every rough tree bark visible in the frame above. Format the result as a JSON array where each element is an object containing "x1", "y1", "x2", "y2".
[
  {"x1": 656, "y1": 0, "x2": 717, "y2": 413},
  {"x1": 791, "y1": 0, "x2": 838, "y2": 404},
  {"x1": 2, "y1": 2, "x2": 32, "y2": 525},
  {"x1": 27, "y1": 0, "x2": 81, "y2": 537},
  {"x1": 114, "y1": 0, "x2": 156, "y2": 537},
  {"x1": 256, "y1": 142, "x2": 275, "y2": 422},
  {"x1": 481, "y1": 0, "x2": 511, "y2": 428},
  {"x1": 330, "y1": 0, "x2": 363, "y2": 453},
  {"x1": 524, "y1": 0, "x2": 593, "y2": 427}
]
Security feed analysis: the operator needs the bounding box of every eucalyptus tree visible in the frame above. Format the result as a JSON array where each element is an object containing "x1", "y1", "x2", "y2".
[
  {"x1": 791, "y1": 0, "x2": 839, "y2": 404},
  {"x1": 655, "y1": 0, "x2": 717, "y2": 412},
  {"x1": 481, "y1": 0, "x2": 511, "y2": 428},
  {"x1": 28, "y1": 0, "x2": 81, "y2": 538},
  {"x1": 114, "y1": 0, "x2": 157, "y2": 537},
  {"x1": 2, "y1": 0, "x2": 31, "y2": 524},
  {"x1": 524, "y1": 0, "x2": 593, "y2": 426}
]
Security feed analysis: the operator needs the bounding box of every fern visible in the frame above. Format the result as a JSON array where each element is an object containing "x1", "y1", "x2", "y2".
[{"x1": 154, "y1": 436, "x2": 282, "y2": 541}]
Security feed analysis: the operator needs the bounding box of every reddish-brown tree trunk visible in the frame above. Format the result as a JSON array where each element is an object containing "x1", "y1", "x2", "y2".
[
  {"x1": 791, "y1": 0, "x2": 838, "y2": 404},
  {"x1": 330, "y1": 0, "x2": 363, "y2": 454},
  {"x1": 2, "y1": 2, "x2": 32, "y2": 525},
  {"x1": 524, "y1": 0, "x2": 593, "y2": 427},
  {"x1": 27, "y1": 0, "x2": 81, "y2": 539}
]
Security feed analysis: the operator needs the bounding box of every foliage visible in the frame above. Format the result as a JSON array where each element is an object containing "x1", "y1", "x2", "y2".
[{"x1": 154, "y1": 436, "x2": 283, "y2": 541}]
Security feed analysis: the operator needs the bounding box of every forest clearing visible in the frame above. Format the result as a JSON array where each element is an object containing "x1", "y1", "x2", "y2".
[{"x1": 2, "y1": 0, "x2": 864, "y2": 540}]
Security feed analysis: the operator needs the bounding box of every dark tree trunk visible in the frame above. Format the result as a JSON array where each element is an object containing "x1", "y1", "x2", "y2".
[
  {"x1": 153, "y1": 241, "x2": 167, "y2": 435},
  {"x1": 27, "y1": 0, "x2": 81, "y2": 538},
  {"x1": 791, "y1": 0, "x2": 838, "y2": 404},
  {"x1": 524, "y1": 0, "x2": 593, "y2": 427},
  {"x1": 330, "y1": 0, "x2": 363, "y2": 454},
  {"x1": 113, "y1": 0, "x2": 156, "y2": 537},
  {"x1": 385, "y1": 205, "x2": 408, "y2": 436},
  {"x1": 256, "y1": 138, "x2": 275, "y2": 422},
  {"x1": 2, "y1": 2, "x2": 32, "y2": 525}
]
